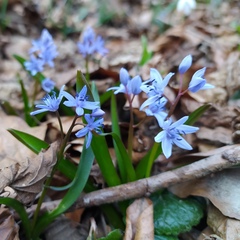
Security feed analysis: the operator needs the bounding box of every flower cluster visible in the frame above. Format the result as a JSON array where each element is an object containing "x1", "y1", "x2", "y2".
[
  {"x1": 24, "y1": 29, "x2": 58, "y2": 92},
  {"x1": 31, "y1": 85, "x2": 104, "y2": 148},
  {"x1": 108, "y1": 55, "x2": 214, "y2": 158},
  {"x1": 77, "y1": 27, "x2": 108, "y2": 58}
]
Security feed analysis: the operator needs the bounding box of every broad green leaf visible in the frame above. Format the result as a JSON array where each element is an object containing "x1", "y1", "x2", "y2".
[
  {"x1": 98, "y1": 229, "x2": 123, "y2": 240},
  {"x1": 0, "y1": 197, "x2": 31, "y2": 240},
  {"x1": 8, "y1": 129, "x2": 49, "y2": 154},
  {"x1": 91, "y1": 134, "x2": 122, "y2": 186},
  {"x1": 32, "y1": 143, "x2": 95, "y2": 238},
  {"x1": 139, "y1": 35, "x2": 153, "y2": 66},
  {"x1": 185, "y1": 103, "x2": 212, "y2": 126},
  {"x1": 152, "y1": 191, "x2": 204, "y2": 236}
]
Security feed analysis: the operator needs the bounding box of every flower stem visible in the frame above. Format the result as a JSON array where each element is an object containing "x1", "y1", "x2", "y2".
[{"x1": 127, "y1": 95, "x2": 134, "y2": 160}]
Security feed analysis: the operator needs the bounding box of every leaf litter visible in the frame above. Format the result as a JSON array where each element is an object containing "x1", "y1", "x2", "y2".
[{"x1": 1, "y1": 0, "x2": 240, "y2": 239}]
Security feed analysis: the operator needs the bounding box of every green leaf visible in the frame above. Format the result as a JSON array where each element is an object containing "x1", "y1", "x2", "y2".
[
  {"x1": 100, "y1": 90, "x2": 112, "y2": 105},
  {"x1": 0, "y1": 197, "x2": 31, "y2": 240},
  {"x1": 152, "y1": 191, "x2": 204, "y2": 236},
  {"x1": 8, "y1": 129, "x2": 49, "y2": 154},
  {"x1": 0, "y1": 101, "x2": 18, "y2": 115},
  {"x1": 139, "y1": 35, "x2": 153, "y2": 66},
  {"x1": 185, "y1": 103, "x2": 212, "y2": 126},
  {"x1": 98, "y1": 229, "x2": 123, "y2": 240},
  {"x1": 32, "y1": 143, "x2": 95, "y2": 238},
  {"x1": 135, "y1": 142, "x2": 162, "y2": 179},
  {"x1": 91, "y1": 134, "x2": 122, "y2": 186},
  {"x1": 154, "y1": 235, "x2": 178, "y2": 240}
]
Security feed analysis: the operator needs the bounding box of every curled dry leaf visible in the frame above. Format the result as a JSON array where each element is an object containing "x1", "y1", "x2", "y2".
[
  {"x1": 0, "y1": 142, "x2": 58, "y2": 205},
  {"x1": 169, "y1": 145, "x2": 240, "y2": 220},
  {"x1": 0, "y1": 207, "x2": 19, "y2": 240},
  {"x1": 207, "y1": 203, "x2": 240, "y2": 240},
  {"x1": 124, "y1": 198, "x2": 154, "y2": 240}
]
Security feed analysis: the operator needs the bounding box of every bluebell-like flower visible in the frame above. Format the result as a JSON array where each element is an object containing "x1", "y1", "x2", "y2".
[
  {"x1": 30, "y1": 29, "x2": 58, "y2": 68},
  {"x1": 62, "y1": 85, "x2": 99, "y2": 116},
  {"x1": 178, "y1": 55, "x2": 192, "y2": 74},
  {"x1": 30, "y1": 85, "x2": 65, "y2": 115},
  {"x1": 188, "y1": 67, "x2": 214, "y2": 93},
  {"x1": 24, "y1": 55, "x2": 44, "y2": 76},
  {"x1": 143, "y1": 97, "x2": 168, "y2": 126},
  {"x1": 140, "y1": 69, "x2": 174, "y2": 110},
  {"x1": 77, "y1": 27, "x2": 108, "y2": 58},
  {"x1": 75, "y1": 114, "x2": 104, "y2": 148},
  {"x1": 107, "y1": 68, "x2": 142, "y2": 95},
  {"x1": 154, "y1": 116, "x2": 199, "y2": 158},
  {"x1": 41, "y1": 78, "x2": 55, "y2": 92},
  {"x1": 90, "y1": 108, "x2": 105, "y2": 118}
]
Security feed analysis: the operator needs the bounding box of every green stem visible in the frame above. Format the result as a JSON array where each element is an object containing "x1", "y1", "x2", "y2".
[{"x1": 127, "y1": 95, "x2": 134, "y2": 160}]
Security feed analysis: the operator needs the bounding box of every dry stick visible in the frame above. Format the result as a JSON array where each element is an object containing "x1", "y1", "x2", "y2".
[{"x1": 27, "y1": 144, "x2": 240, "y2": 215}]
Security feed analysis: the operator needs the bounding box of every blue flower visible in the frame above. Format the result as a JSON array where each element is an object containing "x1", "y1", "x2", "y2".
[
  {"x1": 154, "y1": 116, "x2": 199, "y2": 158},
  {"x1": 30, "y1": 29, "x2": 58, "y2": 68},
  {"x1": 77, "y1": 27, "x2": 108, "y2": 58},
  {"x1": 41, "y1": 78, "x2": 55, "y2": 92},
  {"x1": 30, "y1": 85, "x2": 65, "y2": 115},
  {"x1": 62, "y1": 85, "x2": 99, "y2": 116},
  {"x1": 142, "y1": 97, "x2": 168, "y2": 126},
  {"x1": 140, "y1": 68, "x2": 174, "y2": 109},
  {"x1": 24, "y1": 55, "x2": 44, "y2": 76},
  {"x1": 107, "y1": 68, "x2": 142, "y2": 95},
  {"x1": 188, "y1": 67, "x2": 214, "y2": 93},
  {"x1": 178, "y1": 55, "x2": 192, "y2": 74},
  {"x1": 75, "y1": 114, "x2": 104, "y2": 148}
]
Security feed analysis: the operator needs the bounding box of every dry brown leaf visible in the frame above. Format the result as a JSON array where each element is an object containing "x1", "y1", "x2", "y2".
[
  {"x1": 207, "y1": 203, "x2": 240, "y2": 240},
  {"x1": 124, "y1": 198, "x2": 154, "y2": 240},
  {"x1": 0, "y1": 207, "x2": 19, "y2": 240},
  {"x1": 0, "y1": 142, "x2": 58, "y2": 205},
  {"x1": 170, "y1": 167, "x2": 240, "y2": 220}
]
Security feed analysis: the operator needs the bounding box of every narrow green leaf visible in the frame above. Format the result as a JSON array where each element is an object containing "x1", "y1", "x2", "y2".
[
  {"x1": 98, "y1": 229, "x2": 123, "y2": 240},
  {"x1": 57, "y1": 158, "x2": 77, "y2": 180},
  {"x1": 32, "y1": 143, "x2": 95, "y2": 238},
  {"x1": 185, "y1": 103, "x2": 212, "y2": 126},
  {"x1": 154, "y1": 235, "x2": 178, "y2": 240},
  {"x1": 18, "y1": 78, "x2": 36, "y2": 126},
  {"x1": 0, "y1": 101, "x2": 18, "y2": 115},
  {"x1": 139, "y1": 35, "x2": 153, "y2": 66},
  {"x1": 101, "y1": 132, "x2": 136, "y2": 182},
  {"x1": 135, "y1": 142, "x2": 162, "y2": 179},
  {"x1": 110, "y1": 94, "x2": 127, "y2": 182},
  {"x1": 152, "y1": 191, "x2": 204, "y2": 236},
  {"x1": 8, "y1": 129, "x2": 49, "y2": 154},
  {"x1": 91, "y1": 81, "x2": 100, "y2": 102},
  {"x1": 100, "y1": 90, "x2": 112, "y2": 105},
  {"x1": 91, "y1": 134, "x2": 122, "y2": 186},
  {"x1": 0, "y1": 197, "x2": 31, "y2": 240}
]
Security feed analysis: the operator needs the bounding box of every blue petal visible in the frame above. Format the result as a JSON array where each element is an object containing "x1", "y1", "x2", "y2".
[
  {"x1": 120, "y1": 68, "x2": 130, "y2": 86},
  {"x1": 170, "y1": 116, "x2": 189, "y2": 129},
  {"x1": 150, "y1": 68, "x2": 162, "y2": 82},
  {"x1": 140, "y1": 95, "x2": 159, "y2": 111},
  {"x1": 30, "y1": 108, "x2": 48, "y2": 116},
  {"x1": 177, "y1": 125, "x2": 199, "y2": 134},
  {"x1": 86, "y1": 131, "x2": 93, "y2": 148},
  {"x1": 75, "y1": 127, "x2": 89, "y2": 138},
  {"x1": 162, "y1": 137, "x2": 172, "y2": 159},
  {"x1": 173, "y1": 135, "x2": 192, "y2": 150},
  {"x1": 178, "y1": 55, "x2": 192, "y2": 74},
  {"x1": 154, "y1": 131, "x2": 165, "y2": 143},
  {"x1": 76, "y1": 107, "x2": 84, "y2": 116},
  {"x1": 131, "y1": 75, "x2": 142, "y2": 95}
]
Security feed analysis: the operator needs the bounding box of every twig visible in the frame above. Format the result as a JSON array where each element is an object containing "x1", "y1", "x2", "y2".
[{"x1": 26, "y1": 144, "x2": 240, "y2": 215}]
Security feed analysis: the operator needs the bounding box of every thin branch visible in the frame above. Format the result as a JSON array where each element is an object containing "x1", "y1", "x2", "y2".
[{"x1": 26, "y1": 144, "x2": 240, "y2": 215}]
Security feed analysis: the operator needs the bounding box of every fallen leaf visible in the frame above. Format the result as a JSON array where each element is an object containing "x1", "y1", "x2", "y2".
[{"x1": 124, "y1": 198, "x2": 154, "y2": 240}]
